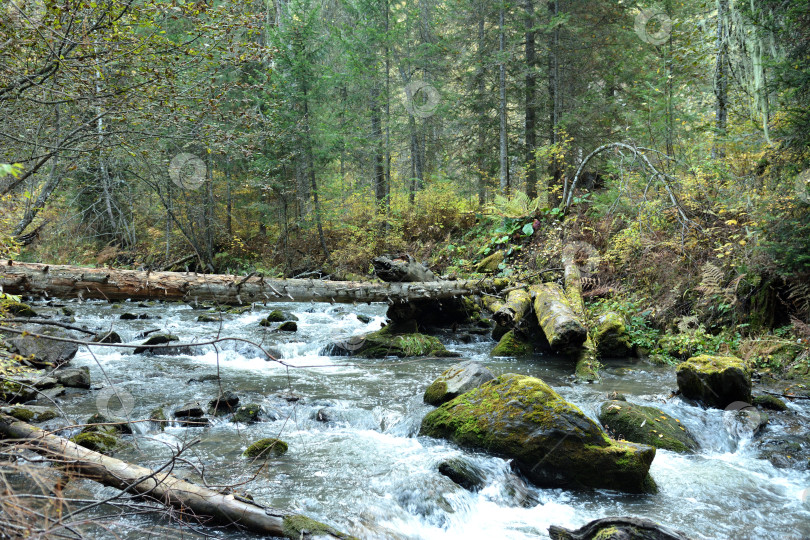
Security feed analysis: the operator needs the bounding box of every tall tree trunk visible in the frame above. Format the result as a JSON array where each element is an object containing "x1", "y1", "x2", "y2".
[
  {"x1": 371, "y1": 84, "x2": 386, "y2": 210},
  {"x1": 477, "y1": 6, "x2": 487, "y2": 205},
  {"x1": 664, "y1": 0, "x2": 674, "y2": 157},
  {"x1": 302, "y1": 81, "x2": 329, "y2": 260},
  {"x1": 498, "y1": 4, "x2": 509, "y2": 195},
  {"x1": 713, "y1": 0, "x2": 729, "y2": 160},
  {"x1": 524, "y1": 0, "x2": 537, "y2": 198},
  {"x1": 547, "y1": 0, "x2": 561, "y2": 202}
]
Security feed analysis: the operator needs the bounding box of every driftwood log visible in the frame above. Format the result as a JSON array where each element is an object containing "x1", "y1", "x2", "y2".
[
  {"x1": 562, "y1": 253, "x2": 599, "y2": 381},
  {"x1": 0, "y1": 260, "x2": 506, "y2": 305},
  {"x1": 0, "y1": 414, "x2": 355, "y2": 539}
]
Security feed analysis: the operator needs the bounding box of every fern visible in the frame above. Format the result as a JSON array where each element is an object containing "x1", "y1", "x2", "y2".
[
  {"x1": 787, "y1": 278, "x2": 810, "y2": 321},
  {"x1": 485, "y1": 191, "x2": 546, "y2": 219},
  {"x1": 696, "y1": 263, "x2": 724, "y2": 297}
]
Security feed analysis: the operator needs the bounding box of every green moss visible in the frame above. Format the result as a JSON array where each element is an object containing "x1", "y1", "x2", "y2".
[
  {"x1": 476, "y1": 251, "x2": 504, "y2": 274},
  {"x1": 676, "y1": 355, "x2": 752, "y2": 408},
  {"x1": 281, "y1": 514, "x2": 357, "y2": 540},
  {"x1": 420, "y1": 374, "x2": 655, "y2": 493},
  {"x1": 598, "y1": 400, "x2": 697, "y2": 453},
  {"x1": 9, "y1": 407, "x2": 35, "y2": 421},
  {"x1": 491, "y1": 330, "x2": 532, "y2": 357},
  {"x1": 277, "y1": 321, "x2": 298, "y2": 332},
  {"x1": 71, "y1": 431, "x2": 119, "y2": 454},
  {"x1": 424, "y1": 381, "x2": 449, "y2": 405},
  {"x1": 753, "y1": 394, "x2": 788, "y2": 411},
  {"x1": 264, "y1": 310, "x2": 286, "y2": 322},
  {"x1": 36, "y1": 409, "x2": 57, "y2": 422},
  {"x1": 243, "y1": 438, "x2": 288, "y2": 459},
  {"x1": 149, "y1": 407, "x2": 167, "y2": 430},
  {"x1": 358, "y1": 326, "x2": 449, "y2": 358},
  {"x1": 0, "y1": 299, "x2": 37, "y2": 318}
]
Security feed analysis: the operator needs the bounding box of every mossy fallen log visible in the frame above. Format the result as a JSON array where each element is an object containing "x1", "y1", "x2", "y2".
[
  {"x1": 493, "y1": 288, "x2": 532, "y2": 327},
  {"x1": 530, "y1": 283, "x2": 587, "y2": 352},
  {"x1": 0, "y1": 414, "x2": 355, "y2": 539}
]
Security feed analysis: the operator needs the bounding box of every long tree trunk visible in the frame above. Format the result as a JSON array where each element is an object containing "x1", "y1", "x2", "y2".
[
  {"x1": 0, "y1": 414, "x2": 352, "y2": 539},
  {"x1": 524, "y1": 0, "x2": 537, "y2": 198},
  {"x1": 371, "y1": 84, "x2": 386, "y2": 210},
  {"x1": 476, "y1": 6, "x2": 487, "y2": 205},
  {"x1": 712, "y1": 0, "x2": 729, "y2": 160},
  {"x1": 547, "y1": 0, "x2": 561, "y2": 202},
  {"x1": 498, "y1": 4, "x2": 509, "y2": 195},
  {"x1": 0, "y1": 260, "x2": 507, "y2": 304}
]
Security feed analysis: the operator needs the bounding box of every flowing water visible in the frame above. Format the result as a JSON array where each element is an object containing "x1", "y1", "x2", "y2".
[{"x1": 23, "y1": 299, "x2": 810, "y2": 539}]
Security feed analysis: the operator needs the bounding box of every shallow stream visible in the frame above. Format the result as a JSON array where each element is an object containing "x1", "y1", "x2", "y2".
[{"x1": 25, "y1": 299, "x2": 810, "y2": 539}]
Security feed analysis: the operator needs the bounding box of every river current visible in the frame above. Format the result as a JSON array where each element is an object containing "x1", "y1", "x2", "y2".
[{"x1": 25, "y1": 299, "x2": 810, "y2": 539}]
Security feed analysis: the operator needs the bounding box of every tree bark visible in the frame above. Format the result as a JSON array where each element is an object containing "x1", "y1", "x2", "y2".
[
  {"x1": 493, "y1": 288, "x2": 532, "y2": 327},
  {"x1": 498, "y1": 4, "x2": 509, "y2": 195},
  {"x1": 0, "y1": 260, "x2": 506, "y2": 305},
  {"x1": 530, "y1": 283, "x2": 587, "y2": 351},
  {"x1": 524, "y1": 0, "x2": 537, "y2": 198},
  {"x1": 0, "y1": 414, "x2": 353, "y2": 539}
]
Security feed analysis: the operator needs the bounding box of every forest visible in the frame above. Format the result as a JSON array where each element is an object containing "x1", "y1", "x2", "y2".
[{"x1": 1, "y1": 0, "x2": 810, "y2": 538}]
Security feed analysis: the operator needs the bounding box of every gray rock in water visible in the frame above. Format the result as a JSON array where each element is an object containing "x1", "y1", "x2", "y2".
[
  {"x1": 93, "y1": 331, "x2": 122, "y2": 344},
  {"x1": 8, "y1": 325, "x2": 78, "y2": 367},
  {"x1": 133, "y1": 333, "x2": 191, "y2": 355},
  {"x1": 174, "y1": 402, "x2": 205, "y2": 418},
  {"x1": 549, "y1": 516, "x2": 692, "y2": 540},
  {"x1": 423, "y1": 360, "x2": 495, "y2": 406},
  {"x1": 208, "y1": 391, "x2": 240, "y2": 416},
  {"x1": 54, "y1": 366, "x2": 91, "y2": 389},
  {"x1": 438, "y1": 458, "x2": 487, "y2": 491}
]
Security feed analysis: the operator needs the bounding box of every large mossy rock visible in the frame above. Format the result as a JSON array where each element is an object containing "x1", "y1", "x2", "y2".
[
  {"x1": 594, "y1": 312, "x2": 634, "y2": 357},
  {"x1": 7, "y1": 325, "x2": 78, "y2": 368},
  {"x1": 598, "y1": 401, "x2": 697, "y2": 453},
  {"x1": 490, "y1": 330, "x2": 532, "y2": 357},
  {"x1": 420, "y1": 374, "x2": 656, "y2": 493},
  {"x1": 676, "y1": 355, "x2": 751, "y2": 409},
  {"x1": 424, "y1": 360, "x2": 495, "y2": 406},
  {"x1": 329, "y1": 324, "x2": 453, "y2": 358}
]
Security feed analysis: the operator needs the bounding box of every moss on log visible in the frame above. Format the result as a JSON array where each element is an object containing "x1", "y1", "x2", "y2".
[{"x1": 530, "y1": 283, "x2": 587, "y2": 352}]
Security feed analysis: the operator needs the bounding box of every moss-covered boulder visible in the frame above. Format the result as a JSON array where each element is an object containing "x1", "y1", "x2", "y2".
[
  {"x1": 475, "y1": 250, "x2": 504, "y2": 274},
  {"x1": 71, "y1": 431, "x2": 120, "y2": 454},
  {"x1": 0, "y1": 299, "x2": 37, "y2": 318},
  {"x1": 197, "y1": 313, "x2": 222, "y2": 323},
  {"x1": 232, "y1": 403, "x2": 261, "y2": 424},
  {"x1": 281, "y1": 514, "x2": 358, "y2": 540},
  {"x1": 491, "y1": 330, "x2": 532, "y2": 357},
  {"x1": 598, "y1": 400, "x2": 697, "y2": 453},
  {"x1": 676, "y1": 355, "x2": 752, "y2": 409},
  {"x1": 264, "y1": 310, "x2": 288, "y2": 323},
  {"x1": 753, "y1": 394, "x2": 788, "y2": 411},
  {"x1": 0, "y1": 405, "x2": 57, "y2": 422},
  {"x1": 149, "y1": 406, "x2": 167, "y2": 431},
  {"x1": 594, "y1": 311, "x2": 634, "y2": 357},
  {"x1": 243, "y1": 438, "x2": 288, "y2": 459},
  {"x1": 82, "y1": 413, "x2": 133, "y2": 434},
  {"x1": 276, "y1": 321, "x2": 298, "y2": 332},
  {"x1": 420, "y1": 374, "x2": 656, "y2": 493},
  {"x1": 424, "y1": 360, "x2": 495, "y2": 406},
  {"x1": 330, "y1": 324, "x2": 453, "y2": 358}
]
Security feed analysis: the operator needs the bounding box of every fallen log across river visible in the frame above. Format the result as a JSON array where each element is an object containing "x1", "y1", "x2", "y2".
[{"x1": 0, "y1": 260, "x2": 508, "y2": 306}]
